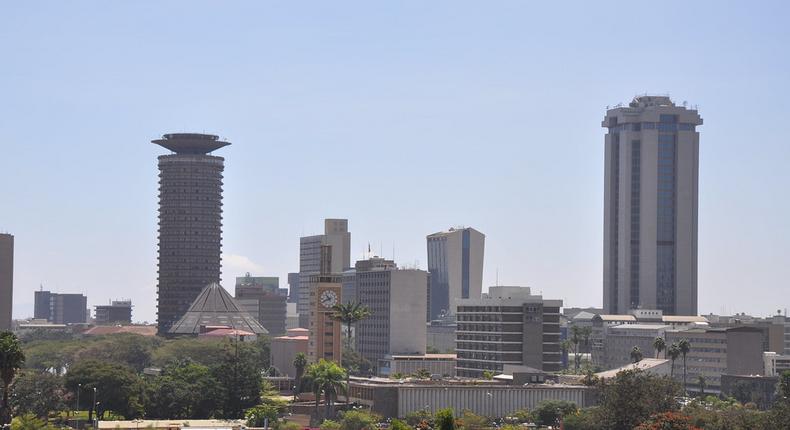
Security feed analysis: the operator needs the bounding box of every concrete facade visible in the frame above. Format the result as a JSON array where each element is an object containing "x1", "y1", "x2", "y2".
[
  {"x1": 455, "y1": 286, "x2": 562, "y2": 377},
  {"x1": 0, "y1": 234, "x2": 12, "y2": 331},
  {"x1": 427, "y1": 318, "x2": 457, "y2": 353},
  {"x1": 94, "y1": 300, "x2": 132, "y2": 324},
  {"x1": 298, "y1": 219, "x2": 350, "y2": 328},
  {"x1": 348, "y1": 378, "x2": 594, "y2": 418},
  {"x1": 271, "y1": 328, "x2": 309, "y2": 377},
  {"x1": 153, "y1": 133, "x2": 229, "y2": 335},
  {"x1": 665, "y1": 326, "x2": 763, "y2": 393},
  {"x1": 378, "y1": 354, "x2": 456, "y2": 377},
  {"x1": 603, "y1": 96, "x2": 703, "y2": 316},
  {"x1": 34, "y1": 290, "x2": 87, "y2": 324},
  {"x1": 596, "y1": 324, "x2": 670, "y2": 370},
  {"x1": 235, "y1": 279, "x2": 287, "y2": 335},
  {"x1": 426, "y1": 227, "x2": 485, "y2": 321},
  {"x1": 763, "y1": 352, "x2": 790, "y2": 376},
  {"x1": 355, "y1": 257, "x2": 429, "y2": 367}
]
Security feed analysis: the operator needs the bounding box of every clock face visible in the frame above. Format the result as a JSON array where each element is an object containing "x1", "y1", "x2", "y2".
[{"x1": 320, "y1": 290, "x2": 338, "y2": 308}]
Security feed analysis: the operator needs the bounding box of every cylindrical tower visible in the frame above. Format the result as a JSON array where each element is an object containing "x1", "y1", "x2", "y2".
[{"x1": 153, "y1": 133, "x2": 230, "y2": 335}]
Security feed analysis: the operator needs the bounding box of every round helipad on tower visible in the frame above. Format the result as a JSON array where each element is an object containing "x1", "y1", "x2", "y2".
[{"x1": 152, "y1": 133, "x2": 231, "y2": 154}]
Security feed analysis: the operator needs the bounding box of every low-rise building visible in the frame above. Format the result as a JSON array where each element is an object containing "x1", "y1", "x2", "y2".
[
  {"x1": 378, "y1": 354, "x2": 456, "y2": 377},
  {"x1": 665, "y1": 326, "x2": 763, "y2": 393},
  {"x1": 596, "y1": 324, "x2": 670, "y2": 370},
  {"x1": 427, "y1": 317, "x2": 457, "y2": 354},
  {"x1": 347, "y1": 377, "x2": 594, "y2": 418},
  {"x1": 94, "y1": 300, "x2": 132, "y2": 325},
  {"x1": 763, "y1": 351, "x2": 790, "y2": 376},
  {"x1": 455, "y1": 286, "x2": 562, "y2": 377},
  {"x1": 271, "y1": 328, "x2": 309, "y2": 377}
]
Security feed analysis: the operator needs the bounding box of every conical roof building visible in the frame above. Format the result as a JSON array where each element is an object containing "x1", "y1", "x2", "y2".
[{"x1": 168, "y1": 282, "x2": 268, "y2": 335}]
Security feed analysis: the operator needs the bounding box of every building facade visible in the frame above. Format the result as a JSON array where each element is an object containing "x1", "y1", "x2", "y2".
[
  {"x1": 603, "y1": 96, "x2": 703, "y2": 315},
  {"x1": 271, "y1": 328, "x2": 309, "y2": 377},
  {"x1": 355, "y1": 256, "x2": 429, "y2": 367},
  {"x1": 455, "y1": 286, "x2": 562, "y2": 377},
  {"x1": 307, "y1": 273, "x2": 343, "y2": 364},
  {"x1": 94, "y1": 300, "x2": 133, "y2": 324},
  {"x1": 287, "y1": 272, "x2": 299, "y2": 303},
  {"x1": 153, "y1": 133, "x2": 229, "y2": 335},
  {"x1": 0, "y1": 234, "x2": 13, "y2": 331},
  {"x1": 665, "y1": 326, "x2": 763, "y2": 393},
  {"x1": 34, "y1": 290, "x2": 88, "y2": 324},
  {"x1": 235, "y1": 277, "x2": 287, "y2": 335},
  {"x1": 426, "y1": 227, "x2": 485, "y2": 321},
  {"x1": 298, "y1": 219, "x2": 350, "y2": 328}
]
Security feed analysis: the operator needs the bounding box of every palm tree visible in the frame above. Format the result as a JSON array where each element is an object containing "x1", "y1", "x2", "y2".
[
  {"x1": 330, "y1": 301, "x2": 370, "y2": 403},
  {"x1": 303, "y1": 360, "x2": 347, "y2": 421},
  {"x1": 293, "y1": 352, "x2": 308, "y2": 395},
  {"x1": 0, "y1": 331, "x2": 25, "y2": 426},
  {"x1": 570, "y1": 325, "x2": 582, "y2": 372},
  {"x1": 319, "y1": 361, "x2": 347, "y2": 418},
  {"x1": 678, "y1": 339, "x2": 691, "y2": 393},
  {"x1": 331, "y1": 301, "x2": 371, "y2": 351},
  {"x1": 668, "y1": 343, "x2": 681, "y2": 378},
  {"x1": 303, "y1": 363, "x2": 325, "y2": 421},
  {"x1": 630, "y1": 346, "x2": 643, "y2": 363},
  {"x1": 653, "y1": 336, "x2": 666, "y2": 359}
]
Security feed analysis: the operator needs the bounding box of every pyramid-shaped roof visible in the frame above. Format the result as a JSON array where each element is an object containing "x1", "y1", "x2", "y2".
[{"x1": 168, "y1": 283, "x2": 268, "y2": 335}]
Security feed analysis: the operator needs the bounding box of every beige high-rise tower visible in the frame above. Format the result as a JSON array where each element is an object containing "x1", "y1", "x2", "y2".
[{"x1": 603, "y1": 96, "x2": 702, "y2": 316}]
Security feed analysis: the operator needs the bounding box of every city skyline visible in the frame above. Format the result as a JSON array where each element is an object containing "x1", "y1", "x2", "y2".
[{"x1": 2, "y1": 2, "x2": 790, "y2": 323}]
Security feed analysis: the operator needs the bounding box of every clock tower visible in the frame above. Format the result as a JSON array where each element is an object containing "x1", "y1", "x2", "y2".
[{"x1": 307, "y1": 274, "x2": 343, "y2": 364}]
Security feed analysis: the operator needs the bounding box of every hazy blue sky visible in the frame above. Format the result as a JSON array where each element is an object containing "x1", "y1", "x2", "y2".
[{"x1": 2, "y1": 1, "x2": 789, "y2": 322}]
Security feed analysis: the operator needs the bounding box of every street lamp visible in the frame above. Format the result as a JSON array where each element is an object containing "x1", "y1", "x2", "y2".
[
  {"x1": 76, "y1": 383, "x2": 82, "y2": 428},
  {"x1": 92, "y1": 387, "x2": 98, "y2": 429}
]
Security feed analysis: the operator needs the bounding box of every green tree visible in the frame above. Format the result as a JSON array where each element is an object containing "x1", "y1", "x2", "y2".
[
  {"x1": 337, "y1": 409, "x2": 380, "y2": 430},
  {"x1": 531, "y1": 400, "x2": 578, "y2": 427},
  {"x1": 1, "y1": 332, "x2": 26, "y2": 426},
  {"x1": 678, "y1": 339, "x2": 691, "y2": 393},
  {"x1": 653, "y1": 337, "x2": 667, "y2": 359},
  {"x1": 435, "y1": 408, "x2": 456, "y2": 430},
  {"x1": 458, "y1": 410, "x2": 489, "y2": 429},
  {"x1": 480, "y1": 370, "x2": 494, "y2": 380},
  {"x1": 390, "y1": 419, "x2": 411, "y2": 430},
  {"x1": 630, "y1": 346, "x2": 644, "y2": 363},
  {"x1": 9, "y1": 371, "x2": 67, "y2": 419},
  {"x1": 595, "y1": 369, "x2": 682, "y2": 430},
  {"x1": 668, "y1": 343, "x2": 681, "y2": 378},
  {"x1": 145, "y1": 360, "x2": 219, "y2": 419},
  {"x1": 330, "y1": 302, "x2": 371, "y2": 352},
  {"x1": 320, "y1": 419, "x2": 342, "y2": 430},
  {"x1": 330, "y1": 301, "x2": 370, "y2": 402},
  {"x1": 10, "y1": 413, "x2": 58, "y2": 430},
  {"x1": 294, "y1": 352, "x2": 308, "y2": 394},
  {"x1": 413, "y1": 369, "x2": 431, "y2": 379},
  {"x1": 65, "y1": 359, "x2": 144, "y2": 421},
  {"x1": 570, "y1": 325, "x2": 582, "y2": 372},
  {"x1": 211, "y1": 339, "x2": 263, "y2": 419},
  {"x1": 150, "y1": 337, "x2": 227, "y2": 368},
  {"x1": 245, "y1": 404, "x2": 280, "y2": 428}
]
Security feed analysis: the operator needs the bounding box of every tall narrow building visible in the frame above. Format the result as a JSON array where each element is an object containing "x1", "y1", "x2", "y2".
[
  {"x1": 0, "y1": 233, "x2": 13, "y2": 331},
  {"x1": 153, "y1": 133, "x2": 230, "y2": 335},
  {"x1": 297, "y1": 219, "x2": 350, "y2": 328},
  {"x1": 426, "y1": 227, "x2": 485, "y2": 321},
  {"x1": 602, "y1": 96, "x2": 702, "y2": 315}
]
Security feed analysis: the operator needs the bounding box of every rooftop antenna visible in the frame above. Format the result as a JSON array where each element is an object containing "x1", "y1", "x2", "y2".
[{"x1": 496, "y1": 268, "x2": 499, "y2": 286}]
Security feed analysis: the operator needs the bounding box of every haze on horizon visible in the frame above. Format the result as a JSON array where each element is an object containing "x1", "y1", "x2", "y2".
[{"x1": 1, "y1": 1, "x2": 789, "y2": 323}]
